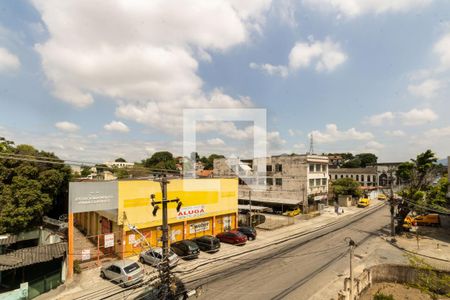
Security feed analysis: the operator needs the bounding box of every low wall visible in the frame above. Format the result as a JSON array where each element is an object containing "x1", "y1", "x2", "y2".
[{"x1": 338, "y1": 264, "x2": 450, "y2": 299}]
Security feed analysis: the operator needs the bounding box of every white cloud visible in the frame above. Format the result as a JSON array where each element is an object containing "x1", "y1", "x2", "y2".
[
  {"x1": 288, "y1": 128, "x2": 302, "y2": 136},
  {"x1": 32, "y1": 0, "x2": 270, "y2": 131},
  {"x1": 408, "y1": 79, "x2": 444, "y2": 99},
  {"x1": 399, "y1": 108, "x2": 438, "y2": 126},
  {"x1": 54, "y1": 121, "x2": 80, "y2": 132},
  {"x1": 434, "y1": 32, "x2": 450, "y2": 70},
  {"x1": 309, "y1": 124, "x2": 374, "y2": 144},
  {"x1": 249, "y1": 62, "x2": 289, "y2": 77},
  {"x1": 384, "y1": 130, "x2": 405, "y2": 137},
  {"x1": 293, "y1": 143, "x2": 306, "y2": 150},
  {"x1": 365, "y1": 140, "x2": 384, "y2": 150},
  {"x1": 365, "y1": 111, "x2": 394, "y2": 126},
  {"x1": 0, "y1": 47, "x2": 20, "y2": 72},
  {"x1": 104, "y1": 121, "x2": 130, "y2": 133},
  {"x1": 276, "y1": 0, "x2": 298, "y2": 27},
  {"x1": 289, "y1": 37, "x2": 347, "y2": 72},
  {"x1": 424, "y1": 126, "x2": 450, "y2": 137},
  {"x1": 251, "y1": 37, "x2": 347, "y2": 77},
  {"x1": 267, "y1": 131, "x2": 286, "y2": 146},
  {"x1": 207, "y1": 138, "x2": 225, "y2": 146},
  {"x1": 197, "y1": 121, "x2": 253, "y2": 140},
  {"x1": 303, "y1": 0, "x2": 432, "y2": 18}
]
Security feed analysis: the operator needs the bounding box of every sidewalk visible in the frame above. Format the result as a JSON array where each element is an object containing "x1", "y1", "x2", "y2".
[
  {"x1": 309, "y1": 220, "x2": 450, "y2": 300},
  {"x1": 39, "y1": 201, "x2": 385, "y2": 299}
]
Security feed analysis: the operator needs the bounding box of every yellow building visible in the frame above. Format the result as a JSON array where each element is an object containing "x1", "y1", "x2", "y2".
[{"x1": 73, "y1": 178, "x2": 238, "y2": 258}]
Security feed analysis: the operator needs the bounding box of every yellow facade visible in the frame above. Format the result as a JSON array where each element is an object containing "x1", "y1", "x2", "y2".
[{"x1": 118, "y1": 178, "x2": 238, "y2": 257}]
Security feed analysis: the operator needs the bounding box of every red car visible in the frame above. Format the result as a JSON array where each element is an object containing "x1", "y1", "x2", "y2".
[{"x1": 216, "y1": 230, "x2": 247, "y2": 245}]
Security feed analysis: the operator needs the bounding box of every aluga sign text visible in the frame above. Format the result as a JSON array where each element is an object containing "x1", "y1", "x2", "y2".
[{"x1": 177, "y1": 205, "x2": 206, "y2": 220}]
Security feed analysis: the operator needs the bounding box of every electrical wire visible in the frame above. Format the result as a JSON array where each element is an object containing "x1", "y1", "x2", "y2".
[{"x1": 400, "y1": 198, "x2": 450, "y2": 215}]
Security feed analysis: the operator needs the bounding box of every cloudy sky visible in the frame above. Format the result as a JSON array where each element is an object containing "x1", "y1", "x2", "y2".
[{"x1": 0, "y1": 0, "x2": 449, "y2": 163}]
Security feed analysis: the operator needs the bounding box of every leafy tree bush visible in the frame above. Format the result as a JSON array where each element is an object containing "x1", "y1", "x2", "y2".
[
  {"x1": 373, "y1": 293, "x2": 394, "y2": 300},
  {"x1": 332, "y1": 178, "x2": 362, "y2": 198},
  {"x1": 0, "y1": 137, "x2": 71, "y2": 234}
]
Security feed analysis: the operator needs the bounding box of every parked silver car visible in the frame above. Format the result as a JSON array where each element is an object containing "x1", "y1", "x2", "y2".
[
  {"x1": 100, "y1": 259, "x2": 144, "y2": 287},
  {"x1": 139, "y1": 247, "x2": 179, "y2": 268}
]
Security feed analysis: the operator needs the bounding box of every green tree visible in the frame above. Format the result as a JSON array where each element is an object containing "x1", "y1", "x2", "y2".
[
  {"x1": 427, "y1": 177, "x2": 449, "y2": 208},
  {"x1": 80, "y1": 165, "x2": 91, "y2": 177},
  {"x1": 0, "y1": 138, "x2": 71, "y2": 234},
  {"x1": 397, "y1": 150, "x2": 448, "y2": 228},
  {"x1": 332, "y1": 178, "x2": 362, "y2": 198},
  {"x1": 342, "y1": 158, "x2": 362, "y2": 168},
  {"x1": 203, "y1": 154, "x2": 225, "y2": 170},
  {"x1": 142, "y1": 151, "x2": 177, "y2": 170},
  {"x1": 114, "y1": 168, "x2": 130, "y2": 179},
  {"x1": 355, "y1": 153, "x2": 377, "y2": 167}
]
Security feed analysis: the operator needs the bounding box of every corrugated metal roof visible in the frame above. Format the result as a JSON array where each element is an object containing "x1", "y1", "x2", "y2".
[
  {"x1": 0, "y1": 234, "x2": 18, "y2": 246},
  {"x1": 0, "y1": 242, "x2": 67, "y2": 271},
  {"x1": 329, "y1": 167, "x2": 377, "y2": 174}
]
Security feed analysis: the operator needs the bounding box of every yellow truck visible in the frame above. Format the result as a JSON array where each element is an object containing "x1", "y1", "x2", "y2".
[
  {"x1": 357, "y1": 197, "x2": 370, "y2": 207},
  {"x1": 283, "y1": 207, "x2": 301, "y2": 217},
  {"x1": 403, "y1": 214, "x2": 440, "y2": 230},
  {"x1": 377, "y1": 194, "x2": 387, "y2": 200}
]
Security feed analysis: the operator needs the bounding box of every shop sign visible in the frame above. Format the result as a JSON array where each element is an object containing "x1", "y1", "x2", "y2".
[
  {"x1": 189, "y1": 221, "x2": 210, "y2": 234},
  {"x1": 128, "y1": 234, "x2": 135, "y2": 245},
  {"x1": 69, "y1": 181, "x2": 118, "y2": 213},
  {"x1": 104, "y1": 233, "x2": 114, "y2": 248},
  {"x1": 81, "y1": 249, "x2": 90, "y2": 261},
  {"x1": 177, "y1": 205, "x2": 206, "y2": 220}
]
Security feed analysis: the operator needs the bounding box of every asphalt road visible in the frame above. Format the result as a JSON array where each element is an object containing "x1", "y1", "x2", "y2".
[{"x1": 189, "y1": 204, "x2": 391, "y2": 300}]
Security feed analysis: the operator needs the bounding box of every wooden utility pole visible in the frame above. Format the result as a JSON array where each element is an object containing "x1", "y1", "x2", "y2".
[{"x1": 248, "y1": 190, "x2": 252, "y2": 227}]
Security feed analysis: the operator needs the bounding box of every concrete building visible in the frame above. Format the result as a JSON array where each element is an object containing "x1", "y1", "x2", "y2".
[
  {"x1": 374, "y1": 162, "x2": 402, "y2": 187},
  {"x1": 105, "y1": 161, "x2": 134, "y2": 169},
  {"x1": 213, "y1": 154, "x2": 329, "y2": 212},
  {"x1": 329, "y1": 167, "x2": 378, "y2": 187}
]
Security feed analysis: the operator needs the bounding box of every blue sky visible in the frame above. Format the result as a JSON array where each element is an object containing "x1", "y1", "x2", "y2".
[{"x1": 0, "y1": 0, "x2": 449, "y2": 163}]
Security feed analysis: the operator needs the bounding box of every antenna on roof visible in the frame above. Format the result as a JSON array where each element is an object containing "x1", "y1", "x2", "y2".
[{"x1": 308, "y1": 133, "x2": 315, "y2": 155}]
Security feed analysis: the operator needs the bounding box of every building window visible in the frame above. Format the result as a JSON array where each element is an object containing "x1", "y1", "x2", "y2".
[
  {"x1": 322, "y1": 178, "x2": 327, "y2": 186},
  {"x1": 373, "y1": 175, "x2": 376, "y2": 182},
  {"x1": 323, "y1": 165, "x2": 328, "y2": 172},
  {"x1": 275, "y1": 164, "x2": 283, "y2": 172},
  {"x1": 315, "y1": 164, "x2": 321, "y2": 172},
  {"x1": 276, "y1": 178, "x2": 282, "y2": 186},
  {"x1": 356, "y1": 175, "x2": 359, "y2": 181},
  {"x1": 266, "y1": 165, "x2": 272, "y2": 172},
  {"x1": 309, "y1": 179, "x2": 314, "y2": 187},
  {"x1": 341, "y1": 175, "x2": 344, "y2": 178},
  {"x1": 267, "y1": 178, "x2": 273, "y2": 185},
  {"x1": 350, "y1": 174, "x2": 353, "y2": 178},
  {"x1": 315, "y1": 178, "x2": 321, "y2": 186},
  {"x1": 309, "y1": 164, "x2": 314, "y2": 172},
  {"x1": 335, "y1": 174, "x2": 338, "y2": 179},
  {"x1": 361, "y1": 175, "x2": 365, "y2": 182}
]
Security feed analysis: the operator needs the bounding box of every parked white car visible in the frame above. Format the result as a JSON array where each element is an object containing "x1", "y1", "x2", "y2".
[
  {"x1": 100, "y1": 259, "x2": 144, "y2": 287},
  {"x1": 139, "y1": 247, "x2": 179, "y2": 268}
]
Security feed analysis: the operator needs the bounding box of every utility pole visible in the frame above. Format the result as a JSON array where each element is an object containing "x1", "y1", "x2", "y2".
[
  {"x1": 388, "y1": 168, "x2": 396, "y2": 243},
  {"x1": 345, "y1": 237, "x2": 357, "y2": 300},
  {"x1": 150, "y1": 175, "x2": 182, "y2": 299},
  {"x1": 248, "y1": 190, "x2": 252, "y2": 227}
]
